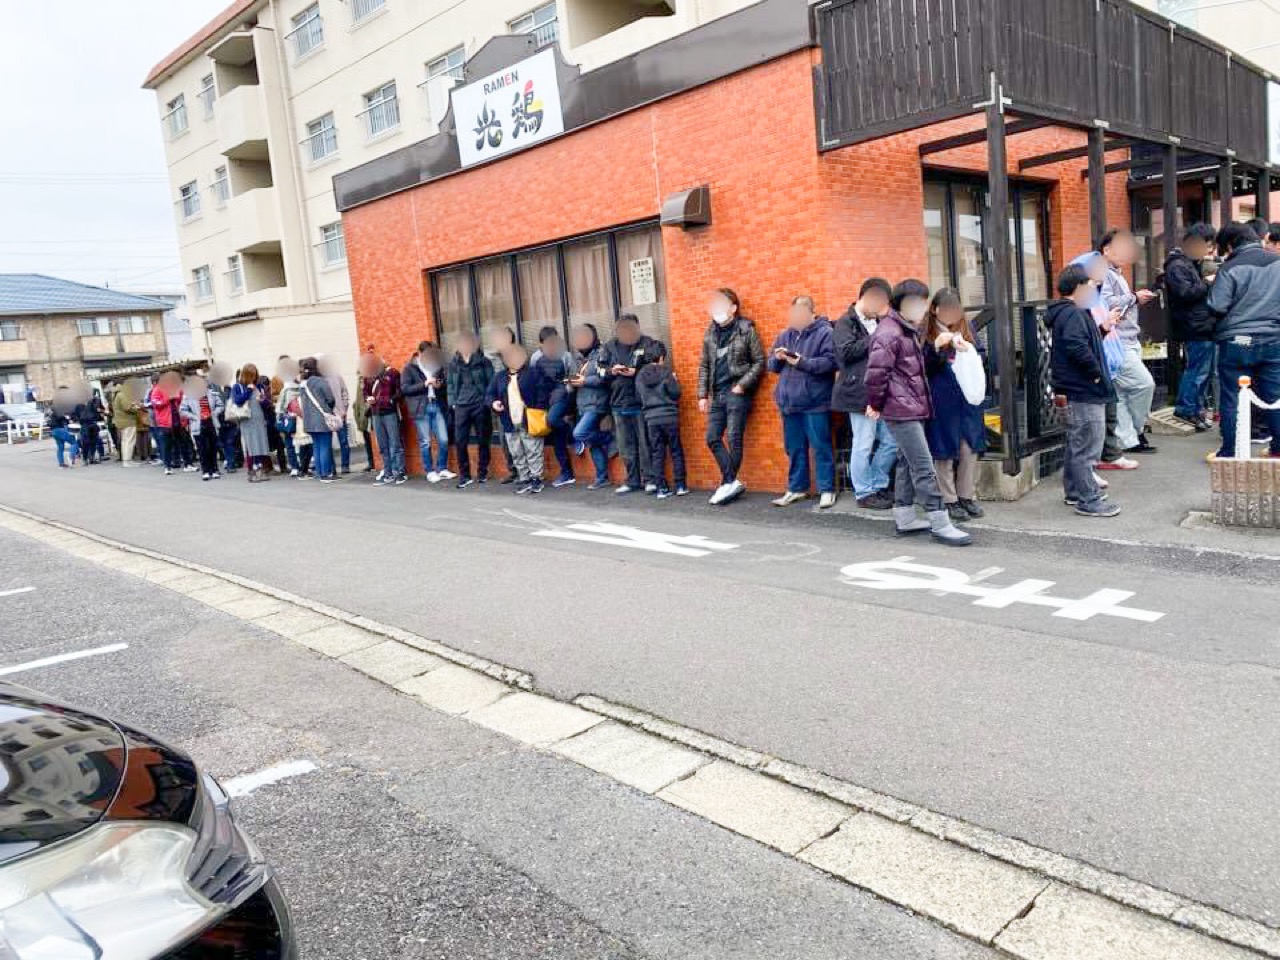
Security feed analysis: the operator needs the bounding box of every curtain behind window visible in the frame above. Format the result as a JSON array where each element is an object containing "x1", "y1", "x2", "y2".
[
  {"x1": 564, "y1": 237, "x2": 615, "y2": 343},
  {"x1": 614, "y1": 226, "x2": 669, "y2": 348},
  {"x1": 516, "y1": 249, "x2": 563, "y2": 348},
  {"x1": 434, "y1": 268, "x2": 473, "y2": 357},
  {"x1": 475, "y1": 258, "x2": 517, "y2": 353}
]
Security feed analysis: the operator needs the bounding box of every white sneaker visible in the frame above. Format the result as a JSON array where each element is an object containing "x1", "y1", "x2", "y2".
[
  {"x1": 708, "y1": 483, "x2": 730, "y2": 505},
  {"x1": 1092, "y1": 471, "x2": 1109, "y2": 490},
  {"x1": 819, "y1": 492, "x2": 837, "y2": 509},
  {"x1": 290, "y1": 468, "x2": 299, "y2": 478},
  {"x1": 439, "y1": 469, "x2": 457, "y2": 480},
  {"x1": 772, "y1": 491, "x2": 808, "y2": 507},
  {"x1": 427, "y1": 471, "x2": 441, "y2": 484},
  {"x1": 375, "y1": 470, "x2": 385, "y2": 482},
  {"x1": 720, "y1": 479, "x2": 746, "y2": 504}
]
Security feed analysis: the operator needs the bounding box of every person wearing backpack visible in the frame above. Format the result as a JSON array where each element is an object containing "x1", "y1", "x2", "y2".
[
  {"x1": 636, "y1": 343, "x2": 687, "y2": 499},
  {"x1": 1163, "y1": 223, "x2": 1218, "y2": 432}
]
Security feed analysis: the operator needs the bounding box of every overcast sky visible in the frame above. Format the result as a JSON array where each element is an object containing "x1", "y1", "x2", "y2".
[{"x1": 0, "y1": 1, "x2": 228, "y2": 293}]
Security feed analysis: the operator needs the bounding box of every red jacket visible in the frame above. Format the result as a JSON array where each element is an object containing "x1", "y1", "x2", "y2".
[
  {"x1": 148, "y1": 387, "x2": 183, "y2": 429},
  {"x1": 864, "y1": 312, "x2": 933, "y2": 422},
  {"x1": 361, "y1": 366, "x2": 401, "y2": 416}
]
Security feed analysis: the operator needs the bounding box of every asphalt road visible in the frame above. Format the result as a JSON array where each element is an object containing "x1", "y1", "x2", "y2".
[
  {"x1": 1, "y1": 443, "x2": 1277, "y2": 930},
  {"x1": 0, "y1": 526, "x2": 997, "y2": 959}
]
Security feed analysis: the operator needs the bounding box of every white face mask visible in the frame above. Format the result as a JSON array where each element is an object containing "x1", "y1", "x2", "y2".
[
  {"x1": 712, "y1": 310, "x2": 733, "y2": 326},
  {"x1": 902, "y1": 303, "x2": 928, "y2": 325}
]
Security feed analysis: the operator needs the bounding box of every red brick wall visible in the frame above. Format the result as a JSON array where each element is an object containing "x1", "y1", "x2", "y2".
[{"x1": 343, "y1": 49, "x2": 1131, "y2": 490}]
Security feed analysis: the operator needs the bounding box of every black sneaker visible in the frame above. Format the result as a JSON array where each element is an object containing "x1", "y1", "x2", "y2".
[
  {"x1": 394, "y1": 474, "x2": 408, "y2": 485},
  {"x1": 1125, "y1": 437, "x2": 1158, "y2": 455},
  {"x1": 477, "y1": 475, "x2": 489, "y2": 484},
  {"x1": 958, "y1": 498, "x2": 985, "y2": 519},
  {"x1": 501, "y1": 475, "x2": 517, "y2": 485},
  {"x1": 528, "y1": 480, "x2": 544, "y2": 494},
  {"x1": 456, "y1": 477, "x2": 474, "y2": 489},
  {"x1": 1175, "y1": 414, "x2": 1210, "y2": 433},
  {"x1": 856, "y1": 491, "x2": 894, "y2": 511},
  {"x1": 515, "y1": 480, "x2": 533, "y2": 495}
]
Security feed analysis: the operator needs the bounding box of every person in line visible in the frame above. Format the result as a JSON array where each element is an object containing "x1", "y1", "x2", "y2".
[
  {"x1": 697, "y1": 288, "x2": 765, "y2": 506},
  {"x1": 402, "y1": 341, "x2": 454, "y2": 483},
  {"x1": 865, "y1": 280, "x2": 971, "y2": 546},
  {"x1": 567, "y1": 323, "x2": 614, "y2": 490},
  {"x1": 48, "y1": 388, "x2": 80, "y2": 469},
  {"x1": 319, "y1": 355, "x2": 352, "y2": 475},
  {"x1": 1264, "y1": 223, "x2": 1280, "y2": 254},
  {"x1": 1069, "y1": 251, "x2": 1131, "y2": 481},
  {"x1": 216, "y1": 376, "x2": 241, "y2": 473},
  {"x1": 487, "y1": 343, "x2": 553, "y2": 494},
  {"x1": 268, "y1": 373, "x2": 289, "y2": 474},
  {"x1": 149, "y1": 374, "x2": 182, "y2": 475},
  {"x1": 606, "y1": 314, "x2": 663, "y2": 495},
  {"x1": 447, "y1": 330, "x2": 494, "y2": 488},
  {"x1": 922, "y1": 288, "x2": 987, "y2": 522},
  {"x1": 352, "y1": 371, "x2": 375, "y2": 474},
  {"x1": 487, "y1": 326, "x2": 521, "y2": 484},
  {"x1": 768, "y1": 296, "x2": 838, "y2": 509},
  {"x1": 832, "y1": 277, "x2": 897, "y2": 509},
  {"x1": 362, "y1": 351, "x2": 406, "y2": 485},
  {"x1": 1207, "y1": 221, "x2": 1280, "y2": 458},
  {"x1": 275, "y1": 368, "x2": 305, "y2": 477},
  {"x1": 231, "y1": 364, "x2": 273, "y2": 482},
  {"x1": 111, "y1": 379, "x2": 139, "y2": 466},
  {"x1": 1246, "y1": 218, "x2": 1271, "y2": 247},
  {"x1": 1164, "y1": 223, "x2": 1219, "y2": 432},
  {"x1": 1098, "y1": 229, "x2": 1159, "y2": 455},
  {"x1": 532, "y1": 327, "x2": 576, "y2": 488},
  {"x1": 299, "y1": 356, "x2": 339, "y2": 483},
  {"x1": 180, "y1": 375, "x2": 224, "y2": 481},
  {"x1": 636, "y1": 344, "x2": 687, "y2": 499},
  {"x1": 1049, "y1": 265, "x2": 1121, "y2": 518},
  {"x1": 74, "y1": 392, "x2": 104, "y2": 465}
]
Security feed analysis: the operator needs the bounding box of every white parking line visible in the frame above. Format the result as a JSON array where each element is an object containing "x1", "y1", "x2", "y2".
[
  {"x1": 0, "y1": 642, "x2": 128, "y2": 677},
  {"x1": 224, "y1": 759, "x2": 317, "y2": 798},
  {"x1": 0, "y1": 587, "x2": 34, "y2": 599}
]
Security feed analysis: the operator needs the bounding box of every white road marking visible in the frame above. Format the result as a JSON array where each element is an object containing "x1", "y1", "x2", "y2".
[
  {"x1": 223, "y1": 759, "x2": 317, "y2": 798},
  {"x1": 532, "y1": 522, "x2": 740, "y2": 558},
  {"x1": 840, "y1": 557, "x2": 1164, "y2": 623},
  {"x1": 0, "y1": 587, "x2": 34, "y2": 599},
  {"x1": 0, "y1": 643, "x2": 129, "y2": 677}
]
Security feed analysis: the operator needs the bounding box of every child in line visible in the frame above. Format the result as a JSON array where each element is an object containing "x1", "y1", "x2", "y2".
[
  {"x1": 488, "y1": 343, "x2": 553, "y2": 494},
  {"x1": 636, "y1": 344, "x2": 688, "y2": 499}
]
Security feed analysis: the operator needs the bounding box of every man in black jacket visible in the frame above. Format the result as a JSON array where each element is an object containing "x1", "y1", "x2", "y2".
[
  {"x1": 832, "y1": 277, "x2": 896, "y2": 509},
  {"x1": 696, "y1": 288, "x2": 765, "y2": 505},
  {"x1": 447, "y1": 331, "x2": 494, "y2": 488},
  {"x1": 1164, "y1": 223, "x2": 1218, "y2": 431},
  {"x1": 604, "y1": 313, "x2": 663, "y2": 494},
  {"x1": 1050, "y1": 265, "x2": 1120, "y2": 518}
]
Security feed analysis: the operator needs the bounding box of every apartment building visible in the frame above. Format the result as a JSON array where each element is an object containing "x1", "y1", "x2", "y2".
[
  {"x1": 0, "y1": 275, "x2": 170, "y2": 401},
  {"x1": 143, "y1": 0, "x2": 763, "y2": 378}
]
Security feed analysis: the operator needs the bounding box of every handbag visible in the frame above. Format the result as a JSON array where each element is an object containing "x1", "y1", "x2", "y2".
[
  {"x1": 303, "y1": 380, "x2": 343, "y2": 432},
  {"x1": 525, "y1": 407, "x2": 551, "y2": 438},
  {"x1": 950, "y1": 338, "x2": 987, "y2": 406},
  {"x1": 224, "y1": 397, "x2": 251, "y2": 422}
]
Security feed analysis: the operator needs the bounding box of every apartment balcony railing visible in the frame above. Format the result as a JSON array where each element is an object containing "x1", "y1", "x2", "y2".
[
  {"x1": 287, "y1": 12, "x2": 324, "y2": 61},
  {"x1": 358, "y1": 95, "x2": 400, "y2": 140},
  {"x1": 533, "y1": 18, "x2": 559, "y2": 49}
]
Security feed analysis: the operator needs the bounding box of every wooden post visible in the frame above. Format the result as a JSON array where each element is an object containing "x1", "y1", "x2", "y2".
[
  {"x1": 1219, "y1": 157, "x2": 1235, "y2": 226},
  {"x1": 987, "y1": 91, "x2": 1019, "y2": 477},
  {"x1": 1089, "y1": 128, "x2": 1108, "y2": 246},
  {"x1": 1162, "y1": 144, "x2": 1179, "y2": 252}
]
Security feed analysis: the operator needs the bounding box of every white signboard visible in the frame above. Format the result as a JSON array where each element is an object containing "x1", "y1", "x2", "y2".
[
  {"x1": 629, "y1": 258, "x2": 657, "y2": 307},
  {"x1": 453, "y1": 49, "x2": 565, "y2": 168},
  {"x1": 1269, "y1": 81, "x2": 1280, "y2": 168}
]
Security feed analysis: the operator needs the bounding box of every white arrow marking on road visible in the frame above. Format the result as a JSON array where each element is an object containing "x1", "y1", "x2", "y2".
[
  {"x1": 839, "y1": 557, "x2": 1164, "y2": 623},
  {"x1": 532, "y1": 522, "x2": 740, "y2": 558},
  {"x1": 224, "y1": 760, "x2": 318, "y2": 799},
  {"x1": 0, "y1": 588, "x2": 34, "y2": 599},
  {"x1": 0, "y1": 643, "x2": 129, "y2": 677}
]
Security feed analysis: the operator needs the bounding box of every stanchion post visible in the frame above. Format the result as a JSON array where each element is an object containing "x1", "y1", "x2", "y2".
[{"x1": 1235, "y1": 376, "x2": 1254, "y2": 461}]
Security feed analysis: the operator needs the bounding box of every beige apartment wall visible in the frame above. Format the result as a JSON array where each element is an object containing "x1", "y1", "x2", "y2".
[{"x1": 204, "y1": 302, "x2": 360, "y2": 393}]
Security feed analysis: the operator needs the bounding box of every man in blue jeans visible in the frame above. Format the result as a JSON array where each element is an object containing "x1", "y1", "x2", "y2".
[
  {"x1": 361, "y1": 353, "x2": 406, "y2": 484},
  {"x1": 532, "y1": 326, "x2": 576, "y2": 487},
  {"x1": 401, "y1": 342, "x2": 453, "y2": 483},
  {"x1": 604, "y1": 314, "x2": 662, "y2": 494},
  {"x1": 832, "y1": 277, "x2": 897, "y2": 508},
  {"x1": 1163, "y1": 223, "x2": 1218, "y2": 431},
  {"x1": 1208, "y1": 222, "x2": 1280, "y2": 457}
]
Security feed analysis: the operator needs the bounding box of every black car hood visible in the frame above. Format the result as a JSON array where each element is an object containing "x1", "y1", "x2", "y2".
[{"x1": 0, "y1": 682, "x2": 198, "y2": 865}]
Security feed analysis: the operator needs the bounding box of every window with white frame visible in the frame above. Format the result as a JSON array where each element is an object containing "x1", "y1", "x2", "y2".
[
  {"x1": 318, "y1": 222, "x2": 347, "y2": 267},
  {"x1": 226, "y1": 255, "x2": 245, "y2": 295},
  {"x1": 509, "y1": 3, "x2": 558, "y2": 48},
  {"x1": 426, "y1": 46, "x2": 466, "y2": 82},
  {"x1": 198, "y1": 74, "x2": 217, "y2": 118},
  {"x1": 212, "y1": 165, "x2": 230, "y2": 207},
  {"x1": 360, "y1": 81, "x2": 400, "y2": 139},
  {"x1": 118, "y1": 315, "x2": 149, "y2": 334},
  {"x1": 350, "y1": 0, "x2": 386, "y2": 24},
  {"x1": 193, "y1": 266, "x2": 214, "y2": 302},
  {"x1": 0, "y1": 320, "x2": 21, "y2": 341},
  {"x1": 164, "y1": 93, "x2": 188, "y2": 139},
  {"x1": 303, "y1": 112, "x2": 338, "y2": 163},
  {"x1": 289, "y1": 3, "x2": 324, "y2": 60},
  {"x1": 179, "y1": 180, "x2": 201, "y2": 220},
  {"x1": 76, "y1": 317, "x2": 112, "y2": 337}
]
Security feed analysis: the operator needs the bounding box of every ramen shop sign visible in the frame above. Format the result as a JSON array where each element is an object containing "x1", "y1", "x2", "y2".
[{"x1": 453, "y1": 49, "x2": 566, "y2": 168}]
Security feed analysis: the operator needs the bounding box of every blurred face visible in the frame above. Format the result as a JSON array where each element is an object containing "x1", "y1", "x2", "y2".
[
  {"x1": 183, "y1": 375, "x2": 206, "y2": 397},
  {"x1": 317, "y1": 355, "x2": 335, "y2": 378},
  {"x1": 935, "y1": 303, "x2": 965, "y2": 330},
  {"x1": 358, "y1": 353, "x2": 380, "y2": 379},
  {"x1": 859, "y1": 289, "x2": 890, "y2": 319},
  {"x1": 158, "y1": 371, "x2": 182, "y2": 394},
  {"x1": 457, "y1": 334, "x2": 477, "y2": 355},
  {"x1": 275, "y1": 358, "x2": 297, "y2": 382},
  {"x1": 487, "y1": 329, "x2": 514, "y2": 353},
  {"x1": 1266, "y1": 235, "x2": 1280, "y2": 253},
  {"x1": 541, "y1": 335, "x2": 563, "y2": 359},
  {"x1": 899, "y1": 297, "x2": 928, "y2": 328},
  {"x1": 571, "y1": 327, "x2": 595, "y2": 353},
  {"x1": 208, "y1": 362, "x2": 232, "y2": 388},
  {"x1": 1104, "y1": 234, "x2": 1137, "y2": 266},
  {"x1": 1184, "y1": 237, "x2": 1212, "y2": 261},
  {"x1": 504, "y1": 344, "x2": 527, "y2": 368},
  {"x1": 788, "y1": 300, "x2": 815, "y2": 330},
  {"x1": 708, "y1": 292, "x2": 736, "y2": 325},
  {"x1": 616, "y1": 322, "x2": 640, "y2": 346},
  {"x1": 1084, "y1": 257, "x2": 1108, "y2": 285},
  {"x1": 1070, "y1": 282, "x2": 1095, "y2": 309}
]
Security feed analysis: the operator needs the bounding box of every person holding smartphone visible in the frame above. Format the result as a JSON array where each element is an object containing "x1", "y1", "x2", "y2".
[
  {"x1": 697, "y1": 288, "x2": 765, "y2": 506},
  {"x1": 603, "y1": 313, "x2": 662, "y2": 494},
  {"x1": 1098, "y1": 229, "x2": 1158, "y2": 455},
  {"x1": 767, "y1": 296, "x2": 838, "y2": 509}
]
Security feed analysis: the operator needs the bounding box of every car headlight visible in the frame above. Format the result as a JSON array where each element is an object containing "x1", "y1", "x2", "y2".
[{"x1": 0, "y1": 821, "x2": 218, "y2": 960}]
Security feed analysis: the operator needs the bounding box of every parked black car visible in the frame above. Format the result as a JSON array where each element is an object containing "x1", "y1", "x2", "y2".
[{"x1": 0, "y1": 681, "x2": 295, "y2": 958}]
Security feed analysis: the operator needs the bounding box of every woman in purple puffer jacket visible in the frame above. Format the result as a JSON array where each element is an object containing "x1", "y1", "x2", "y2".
[{"x1": 864, "y1": 279, "x2": 971, "y2": 547}]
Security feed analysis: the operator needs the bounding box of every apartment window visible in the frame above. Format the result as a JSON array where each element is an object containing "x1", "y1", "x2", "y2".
[
  {"x1": 317, "y1": 222, "x2": 347, "y2": 267},
  {"x1": 510, "y1": 3, "x2": 559, "y2": 49},
  {"x1": 426, "y1": 46, "x2": 465, "y2": 82},
  {"x1": 118, "y1": 315, "x2": 148, "y2": 334},
  {"x1": 192, "y1": 266, "x2": 214, "y2": 302},
  {"x1": 178, "y1": 180, "x2": 201, "y2": 221},
  {"x1": 211, "y1": 165, "x2": 230, "y2": 207},
  {"x1": 360, "y1": 81, "x2": 400, "y2": 139},
  {"x1": 77, "y1": 317, "x2": 111, "y2": 337},
  {"x1": 303, "y1": 112, "x2": 338, "y2": 163},
  {"x1": 198, "y1": 74, "x2": 217, "y2": 118},
  {"x1": 0, "y1": 321, "x2": 20, "y2": 341},
  {"x1": 226, "y1": 255, "x2": 245, "y2": 295},
  {"x1": 288, "y1": 3, "x2": 324, "y2": 60},
  {"x1": 164, "y1": 93, "x2": 188, "y2": 139},
  {"x1": 428, "y1": 223, "x2": 669, "y2": 358},
  {"x1": 350, "y1": 0, "x2": 387, "y2": 24}
]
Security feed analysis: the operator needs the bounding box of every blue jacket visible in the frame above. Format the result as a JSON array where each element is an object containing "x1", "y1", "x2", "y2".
[
  {"x1": 1207, "y1": 242, "x2": 1280, "y2": 342},
  {"x1": 767, "y1": 318, "x2": 837, "y2": 415},
  {"x1": 1048, "y1": 299, "x2": 1116, "y2": 403},
  {"x1": 486, "y1": 362, "x2": 554, "y2": 433},
  {"x1": 571, "y1": 344, "x2": 611, "y2": 415}
]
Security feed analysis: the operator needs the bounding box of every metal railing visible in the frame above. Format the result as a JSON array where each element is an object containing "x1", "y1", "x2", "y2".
[
  {"x1": 177, "y1": 190, "x2": 202, "y2": 221},
  {"x1": 198, "y1": 84, "x2": 217, "y2": 119},
  {"x1": 286, "y1": 10, "x2": 324, "y2": 60},
  {"x1": 163, "y1": 101, "x2": 188, "y2": 140},
  {"x1": 191, "y1": 274, "x2": 214, "y2": 302},
  {"x1": 314, "y1": 231, "x2": 347, "y2": 267},
  {"x1": 532, "y1": 18, "x2": 559, "y2": 49},
  {"x1": 358, "y1": 93, "x2": 400, "y2": 139},
  {"x1": 224, "y1": 263, "x2": 245, "y2": 296},
  {"x1": 300, "y1": 125, "x2": 338, "y2": 163},
  {"x1": 350, "y1": 0, "x2": 386, "y2": 24},
  {"x1": 211, "y1": 174, "x2": 230, "y2": 208}
]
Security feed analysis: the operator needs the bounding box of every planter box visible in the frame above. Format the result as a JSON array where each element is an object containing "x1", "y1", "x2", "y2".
[{"x1": 1209, "y1": 456, "x2": 1280, "y2": 528}]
